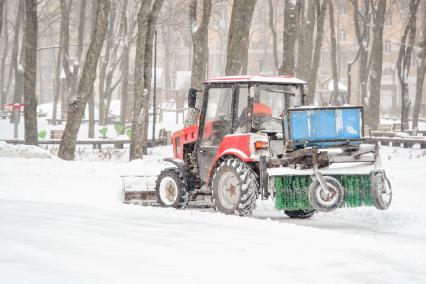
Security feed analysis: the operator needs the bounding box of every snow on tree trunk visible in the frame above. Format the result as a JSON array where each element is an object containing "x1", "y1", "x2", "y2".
[
  {"x1": 280, "y1": 0, "x2": 297, "y2": 75},
  {"x1": 366, "y1": 0, "x2": 387, "y2": 130},
  {"x1": 184, "y1": 0, "x2": 212, "y2": 127},
  {"x1": 58, "y1": 0, "x2": 110, "y2": 161},
  {"x1": 307, "y1": 0, "x2": 328, "y2": 104},
  {"x1": 412, "y1": 1, "x2": 426, "y2": 129},
  {"x1": 23, "y1": 0, "x2": 38, "y2": 145},
  {"x1": 225, "y1": 0, "x2": 257, "y2": 76}
]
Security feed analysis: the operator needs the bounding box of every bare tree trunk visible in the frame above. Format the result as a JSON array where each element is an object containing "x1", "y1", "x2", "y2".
[
  {"x1": 130, "y1": 0, "x2": 156, "y2": 160},
  {"x1": 184, "y1": 0, "x2": 212, "y2": 127},
  {"x1": 13, "y1": 0, "x2": 25, "y2": 107},
  {"x1": 396, "y1": 0, "x2": 420, "y2": 130},
  {"x1": 351, "y1": 0, "x2": 371, "y2": 108},
  {"x1": 367, "y1": 0, "x2": 387, "y2": 130},
  {"x1": 98, "y1": 2, "x2": 117, "y2": 125},
  {"x1": 412, "y1": 1, "x2": 426, "y2": 129},
  {"x1": 77, "y1": 0, "x2": 87, "y2": 63},
  {"x1": 60, "y1": 0, "x2": 73, "y2": 120},
  {"x1": 0, "y1": 0, "x2": 9, "y2": 111},
  {"x1": 4, "y1": 1, "x2": 23, "y2": 111},
  {"x1": 58, "y1": 0, "x2": 110, "y2": 160},
  {"x1": 0, "y1": 0, "x2": 5, "y2": 36},
  {"x1": 328, "y1": 0, "x2": 340, "y2": 105},
  {"x1": 88, "y1": 0, "x2": 98, "y2": 138},
  {"x1": 141, "y1": 0, "x2": 164, "y2": 154},
  {"x1": 23, "y1": 0, "x2": 38, "y2": 145},
  {"x1": 225, "y1": 0, "x2": 257, "y2": 75},
  {"x1": 103, "y1": 4, "x2": 125, "y2": 123},
  {"x1": 298, "y1": 0, "x2": 316, "y2": 81},
  {"x1": 268, "y1": 0, "x2": 279, "y2": 73},
  {"x1": 307, "y1": 0, "x2": 328, "y2": 104},
  {"x1": 120, "y1": 0, "x2": 129, "y2": 125},
  {"x1": 280, "y1": 0, "x2": 297, "y2": 75}
]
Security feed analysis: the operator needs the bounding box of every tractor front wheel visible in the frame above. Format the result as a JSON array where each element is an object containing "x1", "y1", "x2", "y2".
[
  {"x1": 284, "y1": 210, "x2": 315, "y2": 219},
  {"x1": 211, "y1": 157, "x2": 258, "y2": 216},
  {"x1": 155, "y1": 168, "x2": 189, "y2": 209}
]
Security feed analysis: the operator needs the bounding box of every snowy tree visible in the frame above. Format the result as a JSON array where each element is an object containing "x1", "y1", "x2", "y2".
[
  {"x1": 184, "y1": 0, "x2": 212, "y2": 127},
  {"x1": 225, "y1": 0, "x2": 257, "y2": 75},
  {"x1": 23, "y1": 0, "x2": 38, "y2": 145},
  {"x1": 412, "y1": 0, "x2": 426, "y2": 129},
  {"x1": 366, "y1": 0, "x2": 387, "y2": 130},
  {"x1": 58, "y1": 0, "x2": 110, "y2": 160}
]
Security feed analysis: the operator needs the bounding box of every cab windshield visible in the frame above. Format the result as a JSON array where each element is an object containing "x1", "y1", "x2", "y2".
[{"x1": 252, "y1": 84, "x2": 303, "y2": 133}]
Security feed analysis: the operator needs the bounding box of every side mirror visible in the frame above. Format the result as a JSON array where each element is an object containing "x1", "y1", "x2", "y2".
[{"x1": 188, "y1": 88, "x2": 198, "y2": 108}]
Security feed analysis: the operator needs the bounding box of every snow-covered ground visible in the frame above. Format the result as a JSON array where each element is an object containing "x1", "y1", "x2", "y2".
[{"x1": 1, "y1": 144, "x2": 426, "y2": 283}]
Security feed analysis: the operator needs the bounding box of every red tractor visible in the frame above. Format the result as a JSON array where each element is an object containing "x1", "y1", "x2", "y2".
[{"x1": 124, "y1": 75, "x2": 392, "y2": 218}]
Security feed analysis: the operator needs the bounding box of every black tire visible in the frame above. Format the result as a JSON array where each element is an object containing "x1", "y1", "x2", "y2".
[
  {"x1": 284, "y1": 210, "x2": 315, "y2": 219},
  {"x1": 211, "y1": 157, "x2": 258, "y2": 216},
  {"x1": 371, "y1": 172, "x2": 392, "y2": 210},
  {"x1": 155, "y1": 168, "x2": 189, "y2": 209},
  {"x1": 308, "y1": 176, "x2": 344, "y2": 212}
]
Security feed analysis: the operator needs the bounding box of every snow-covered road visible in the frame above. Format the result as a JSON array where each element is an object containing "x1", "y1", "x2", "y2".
[{"x1": 1, "y1": 145, "x2": 426, "y2": 283}]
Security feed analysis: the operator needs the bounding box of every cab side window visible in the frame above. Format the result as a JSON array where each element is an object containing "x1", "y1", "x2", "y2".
[
  {"x1": 201, "y1": 87, "x2": 233, "y2": 146},
  {"x1": 234, "y1": 86, "x2": 249, "y2": 133}
]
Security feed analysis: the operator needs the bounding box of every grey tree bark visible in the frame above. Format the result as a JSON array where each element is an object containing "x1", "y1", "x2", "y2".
[
  {"x1": 297, "y1": 0, "x2": 316, "y2": 81},
  {"x1": 412, "y1": 1, "x2": 426, "y2": 129},
  {"x1": 307, "y1": 0, "x2": 328, "y2": 104},
  {"x1": 396, "y1": 0, "x2": 420, "y2": 130},
  {"x1": 184, "y1": 0, "x2": 212, "y2": 127},
  {"x1": 59, "y1": 0, "x2": 110, "y2": 160},
  {"x1": 366, "y1": 0, "x2": 387, "y2": 130},
  {"x1": 12, "y1": 0, "x2": 25, "y2": 108},
  {"x1": 141, "y1": 0, "x2": 165, "y2": 154},
  {"x1": 351, "y1": 0, "x2": 372, "y2": 107},
  {"x1": 77, "y1": 0, "x2": 87, "y2": 63},
  {"x1": 268, "y1": 0, "x2": 279, "y2": 73},
  {"x1": 130, "y1": 0, "x2": 164, "y2": 160},
  {"x1": 98, "y1": 2, "x2": 117, "y2": 125},
  {"x1": 88, "y1": 0, "x2": 98, "y2": 138},
  {"x1": 225, "y1": 0, "x2": 257, "y2": 75},
  {"x1": 0, "y1": 0, "x2": 5, "y2": 38},
  {"x1": 280, "y1": 0, "x2": 297, "y2": 75},
  {"x1": 120, "y1": 0, "x2": 129, "y2": 125},
  {"x1": 328, "y1": 0, "x2": 340, "y2": 104},
  {"x1": 59, "y1": 0, "x2": 73, "y2": 120},
  {"x1": 0, "y1": 0, "x2": 9, "y2": 111},
  {"x1": 23, "y1": 0, "x2": 38, "y2": 145}
]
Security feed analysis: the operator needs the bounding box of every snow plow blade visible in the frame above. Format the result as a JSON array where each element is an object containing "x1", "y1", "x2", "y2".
[{"x1": 121, "y1": 175, "x2": 158, "y2": 206}]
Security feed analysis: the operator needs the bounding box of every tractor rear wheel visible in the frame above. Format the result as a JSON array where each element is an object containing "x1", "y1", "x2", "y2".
[
  {"x1": 155, "y1": 168, "x2": 189, "y2": 209},
  {"x1": 284, "y1": 210, "x2": 315, "y2": 219},
  {"x1": 211, "y1": 157, "x2": 258, "y2": 216}
]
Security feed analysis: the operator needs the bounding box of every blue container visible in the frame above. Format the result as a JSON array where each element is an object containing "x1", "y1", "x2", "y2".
[{"x1": 286, "y1": 106, "x2": 363, "y2": 148}]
